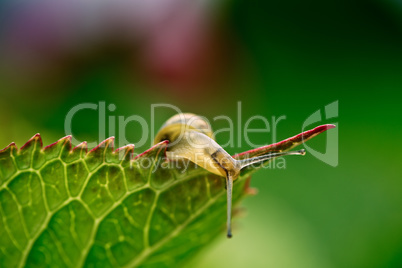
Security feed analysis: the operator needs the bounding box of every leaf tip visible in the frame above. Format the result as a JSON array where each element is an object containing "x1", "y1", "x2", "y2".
[
  {"x1": 115, "y1": 144, "x2": 135, "y2": 153},
  {"x1": 233, "y1": 124, "x2": 336, "y2": 160},
  {"x1": 20, "y1": 133, "x2": 43, "y2": 151},
  {"x1": 134, "y1": 140, "x2": 168, "y2": 160},
  {"x1": 114, "y1": 144, "x2": 135, "y2": 161},
  {"x1": 89, "y1": 137, "x2": 115, "y2": 153},
  {"x1": 72, "y1": 141, "x2": 88, "y2": 153},
  {"x1": 0, "y1": 142, "x2": 17, "y2": 153},
  {"x1": 43, "y1": 135, "x2": 72, "y2": 152},
  {"x1": 311, "y1": 124, "x2": 336, "y2": 134}
]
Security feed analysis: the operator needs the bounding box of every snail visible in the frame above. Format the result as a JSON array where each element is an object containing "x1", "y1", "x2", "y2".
[{"x1": 154, "y1": 113, "x2": 305, "y2": 238}]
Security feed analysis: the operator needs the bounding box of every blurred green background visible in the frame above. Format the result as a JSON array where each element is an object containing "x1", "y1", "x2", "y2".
[{"x1": 1, "y1": 0, "x2": 401, "y2": 267}]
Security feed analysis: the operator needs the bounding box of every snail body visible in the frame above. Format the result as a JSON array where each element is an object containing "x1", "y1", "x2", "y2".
[{"x1": 154, "y1": 113, "x2": 305, "y2": 238}]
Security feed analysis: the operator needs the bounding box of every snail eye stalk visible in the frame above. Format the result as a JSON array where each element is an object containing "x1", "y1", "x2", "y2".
[
  {"x1": 237, "y1": 149, "x2": 306, "y2": 170},
  {"x1": 226, "y1": 174, "x2": 233, "y2": 238}
]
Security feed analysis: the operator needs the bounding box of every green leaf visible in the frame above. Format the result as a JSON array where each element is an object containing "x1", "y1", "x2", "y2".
[{"x1": 0, "y1": 124, "x2": 334, "y2": 267}]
